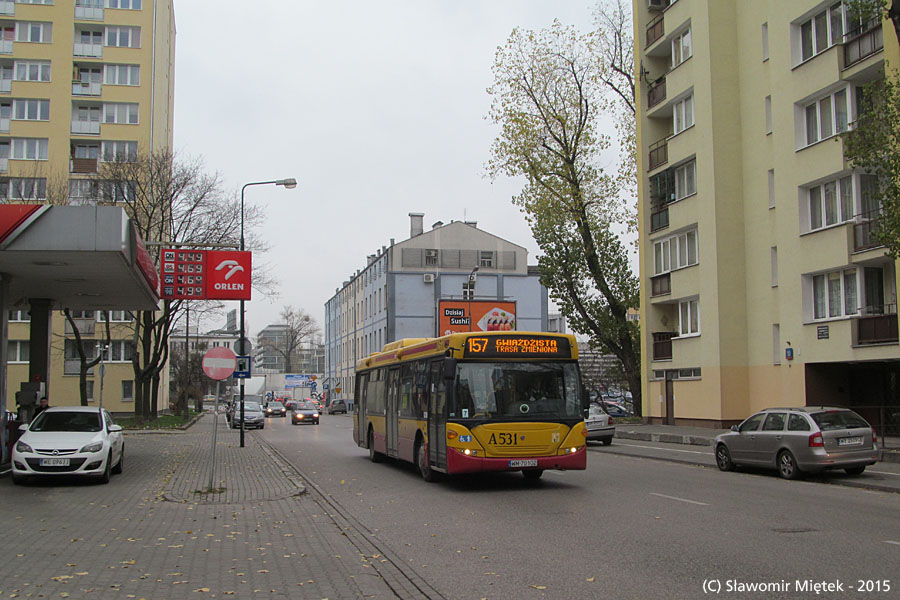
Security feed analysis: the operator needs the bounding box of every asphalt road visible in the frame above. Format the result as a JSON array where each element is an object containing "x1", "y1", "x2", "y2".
[{"x1": 261, "y1": 414, "x2": 900, "y2": 600}]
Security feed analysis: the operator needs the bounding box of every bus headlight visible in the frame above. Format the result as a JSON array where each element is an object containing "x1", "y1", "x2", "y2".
[{"x1": 564, "y1": 447, "x2": 580, "y2": 454}]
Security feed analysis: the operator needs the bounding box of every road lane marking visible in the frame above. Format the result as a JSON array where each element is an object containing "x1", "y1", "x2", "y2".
[
  {"x1": 885, "y1": 540, "x2": 900, "y2": 546},
  {"x1": 615, "y1": 441, "x2": 710, "y2": 455},
  {"x1": 650, "y1": 492, "x2": 709, "y2": 506},
  {"x1": 868, "y1": 470, "x2": 900, "y2": 477}
]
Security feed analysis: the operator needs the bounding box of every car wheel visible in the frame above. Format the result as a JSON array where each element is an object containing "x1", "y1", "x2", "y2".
[
  {"x1": 715, "y1": 444, "x2": 735, "y2": 472},
  {"x1": 368, "y1": 428, "x2": 383, "y2": 463},
  {"x1": 112, "y1": 446, "x2": 124, "y2": 475},
  {"x1": 844, "y1": 466, "x2": 866, "y2": 476},
  {"x1": 601, "y1": 438, "x2": 613, "y2": 446},
  {"x1": 98, "y1": 452, "x2": 112, "y2": 484},
  {"x1": 522, "y1": 469, "x2": 544, "y2": 480},
  {"x1": 416, "y1": 439, "x2": 440, "y2": 482},
  {"x1": 777, "y1": 450, "x2": 801, "y2": 480}
]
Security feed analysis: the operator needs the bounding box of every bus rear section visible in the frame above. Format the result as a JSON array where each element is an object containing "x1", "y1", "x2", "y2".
[{"x1": 354, "y1": 332, "x2": 588, "y2": 481}]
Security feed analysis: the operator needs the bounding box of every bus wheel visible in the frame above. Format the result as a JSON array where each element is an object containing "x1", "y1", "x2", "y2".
[
  {"x1": 368, "y1": 429, "x2": 383, "y2": 463},
  {"x1": 416, "y1": 440, "x2": 440, "y2": 483},
  {"x1": 522, "y1": 469, "x2": 544, "y2": 481}
]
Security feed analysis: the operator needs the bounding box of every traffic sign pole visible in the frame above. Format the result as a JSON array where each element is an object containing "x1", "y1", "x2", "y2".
[{"x1": 201, "y1": 347, "x2": 237, "y2": 490}]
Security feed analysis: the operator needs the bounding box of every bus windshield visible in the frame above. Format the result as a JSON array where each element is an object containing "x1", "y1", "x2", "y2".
[{"x1": 452, "y1": 362, "x2": 582, "y2": 420}]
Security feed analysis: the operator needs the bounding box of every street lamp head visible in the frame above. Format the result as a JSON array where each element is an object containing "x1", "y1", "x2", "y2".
[{"x1": 277, "y1": 178, "x2": 298, "y2": 189}]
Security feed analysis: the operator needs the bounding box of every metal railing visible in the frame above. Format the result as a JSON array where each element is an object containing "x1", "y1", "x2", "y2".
[
  {"x1": 646, "y1": 14, "x2": 664, "y2": 47},
  {"x1": 857, "y1": 304, "x2": 898, "y2": 345},
  {"x1": 843, "y1": 18, "x2": 883, "y2": 68},
  {"x1": 853, "y1": 209, "x2": 883, "y2": 251},
  {"x1": 648, "y1": 137, "x2": 668, "y2": 171},
  {"x1": 651, "y1": 273, "x2": 671, "y2": 297},
  {"x1": 652, "y1": 331, "x2": 677, "y2": 361},
  {"x1": 648, "y1": 77, "x2": 666, "y2": 109}
]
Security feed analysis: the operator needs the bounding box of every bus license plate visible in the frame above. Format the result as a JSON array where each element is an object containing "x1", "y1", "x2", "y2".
[
  {"x1": 838, "y1": 436, "x2": 863, "y2": 446},
  {"x1": 39, "y1": 458, "x2": 70, "y2": 467},
  {"x1": 509, "y1": 459, "x2": 537, "y2": 468}
]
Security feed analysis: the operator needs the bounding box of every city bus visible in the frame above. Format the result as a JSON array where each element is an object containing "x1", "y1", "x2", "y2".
[{"x1": 353, "y1": 331, "x2": 588, "y2": 482}]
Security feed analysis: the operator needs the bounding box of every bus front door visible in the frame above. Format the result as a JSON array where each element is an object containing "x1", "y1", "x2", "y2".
[
  {"x1": 428, "y1": 362, "x2": 447, "y2": 470},
  {"x1": 386, "y1": 367, "x2": 400, "y2": 458}
]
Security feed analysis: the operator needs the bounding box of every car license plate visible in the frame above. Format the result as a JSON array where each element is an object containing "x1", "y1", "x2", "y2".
[
  {"x1": 39, "y1": 458, "x2": 70, "y2": 467},
  {"x1": 509, "y1": 459, "x2": 538, "y2": 468},
  {"x1": 838, "y1": 436, "x2": 863, "y2": 446}
]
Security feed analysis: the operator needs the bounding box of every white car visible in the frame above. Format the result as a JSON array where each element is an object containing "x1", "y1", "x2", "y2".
[
  {"x1": 585, "y1": 403, "x2": 615, "y2": 446},
  {"x1": 12, "y1": 406, "x2": 124, "y2": 484}
]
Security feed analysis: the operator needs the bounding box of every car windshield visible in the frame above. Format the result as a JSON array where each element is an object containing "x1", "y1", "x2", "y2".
[
  {"x1": 453, "y1": 361, "x2": 583, "y2": 420},
  {"x1": 31, "y1": 411, "x2": 101, "y2": 432},
  {"x1": 268, "y1": 402, "x2": 284, "y2": 408},
  {"x1": 298, "y1": 402, "x2": 316, "y2": 410},
  {"x1": 811, "y1": 410, "x2": 869, "y2": 431},
  {"x1": 241, "y1": 402, "x2": 261, "y2": 412}
]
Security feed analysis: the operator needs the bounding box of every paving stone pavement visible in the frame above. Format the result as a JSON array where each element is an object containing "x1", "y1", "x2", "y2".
[{"x1": 0, "y1": 415, "x2": 441, "y2": 600}]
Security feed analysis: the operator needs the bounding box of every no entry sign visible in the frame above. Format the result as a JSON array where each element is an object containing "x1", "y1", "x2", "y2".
[{"x1": 202, "y1": 347, "x2": 237, "y2": 380}]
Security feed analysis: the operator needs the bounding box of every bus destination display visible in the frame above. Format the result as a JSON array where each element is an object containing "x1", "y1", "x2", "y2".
[{"x1": 462, "y1": 335, "x2": 572, "y2": 359}]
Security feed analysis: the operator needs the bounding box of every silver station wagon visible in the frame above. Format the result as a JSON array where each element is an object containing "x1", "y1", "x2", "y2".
[{"x1": 714, "y1": 407, "x2": 880, "y2": 479}]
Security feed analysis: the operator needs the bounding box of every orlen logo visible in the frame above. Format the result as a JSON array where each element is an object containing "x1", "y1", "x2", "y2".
[
  {"x1": 215, "y1": 259, "x2": 245, "y2": 282},
  {"x1": 206, "y1": 250, "x2": 251, "y2": 300}
]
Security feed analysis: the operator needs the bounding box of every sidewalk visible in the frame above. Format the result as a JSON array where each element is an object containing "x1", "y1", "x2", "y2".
[{"x1": 0, "y1": 414, "x2": 438, "y2": 599}]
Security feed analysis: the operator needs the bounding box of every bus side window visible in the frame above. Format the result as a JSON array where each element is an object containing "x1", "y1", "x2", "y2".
[
  {"x1": 399, "y1": 363, "x2": 413, "y2": 417},
  {"x1": 414, "y1": 360, "x2": 428, "y2": 418}
]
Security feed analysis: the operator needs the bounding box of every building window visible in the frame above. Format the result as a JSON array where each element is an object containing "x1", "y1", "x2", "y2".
[
  {"x1": 103, "y1": 64, "x2": 140, "y2": 86},
  {"x1": 7, "y1": 340, "x2": 29, "y2": 362},
  {"x1": 804, "y1": 87, "x2": 849, "y2": 146},
  {"x1": 673, "y1": 94, "x2": 694, "y2": 135},
  {"x1": 103, "y1": 103, "x2": 138, "y2": 124},
  {"x1": 98, "y1": 310, "x2": 133, "y2": 322},
  {"x1": 98, "y1": 180, "x2": 137, "y2": 203},
  {"x1": 653, "y1": 229, "x2": 698, "y2": 275},
  {"x1": 812, "y1": 268, "x2": 858, "y2": 319},
  {"x1": 2, "y1": 178, "x2": 47, "y2": 200},
  {"x1": 765, "y1": 95, "x2": 772, "y2": 133},
  {"x1": 479, "y1": 251, "x2": 494, "y2": 268},
  {"x1": 762, "y1": 22, "x2": 769, "y2": 60},
  {"x1": 773, "y1": 324, "x2": 781, "y2": 365},
  {"x1": 105, "y1": 26, "x2": 140, "y2": 48},
  {"x1": 13, "y1": 99, "x2": 49, "y2": 121},
  {"x1": 11, "y1": 138, "x2": 48, "y2": 160},
  {"x1": 85, "y1": 380, "x2": 94, "y2": 403},
  {"x1": 101, "y1": 140, "x2": 138, "y2": 162},
  {"x1": 425, "y1": 248, "x2": 439, "y2": 266},
  {"x1": 15, "y1": 22, "x2": 52, "y2": 43},
  {"x1": 69, "y1": 179, "x2": 99, "y2": 201},
  {"x1": 771, "y1": 246, "x2": 778, "y2": 287},
  {"x1": 768, "y1": 169, "x2": 775, "y2": 209},
  {"x1": 121, "y1": 380, "x2": 134, "y2": 401},
  {"x1": 674, "y1": 160, "x2": 696, "y2": 200},
  {"x1": 671, "y1": 28, "x2": 691, "y2": 68},
  {"x1": 678, "y1": 367, "x2": 701, "y2": 379},
  {"x1": 799, "y1": 3, "x2": 844, "y2": 63},
  {"x1": 8, "y1": 309, "x2": 30, "y2": 321},
  {"x1": 463, "y1": 281, "x2": 475, "y2": 300},
  {"x1": 14, "y1": 60, "x2": 50, "y2": 82},
  {"x1": 106, "y1": 0, "x2": 141, "y2": 8},
  {"x1": 678, "y1": 298, "x2": 700, "y2": 336},
  {"x1": 17, "y1": 0, "x2": 55, "y2": 4},
  {"x1": 805, "y1": 174, "x2": 859, "y2": 232}
]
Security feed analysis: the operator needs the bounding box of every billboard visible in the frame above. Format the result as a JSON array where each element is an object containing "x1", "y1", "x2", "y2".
[
  {"x1": 160, "y1": 249, "x2": 252, "y2": 300},
  {"x1": 438, "y1": 300, "x2": 517, "y2": 336}
]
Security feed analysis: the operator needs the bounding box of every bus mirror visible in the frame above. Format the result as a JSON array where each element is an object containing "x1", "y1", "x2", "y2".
[{"x1": 443, "y1": 357, "x2": 457, "y2": 380}]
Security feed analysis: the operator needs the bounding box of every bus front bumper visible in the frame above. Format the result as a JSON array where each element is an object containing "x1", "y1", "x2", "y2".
[{"x1": 446, "y1": 446, "x2": 586, "y2": 474}]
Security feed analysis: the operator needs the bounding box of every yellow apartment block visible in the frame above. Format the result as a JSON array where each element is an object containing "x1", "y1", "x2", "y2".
[
  {"x1": 635, "y1": 0, "x2": 900, "y2": 429},
  {"x1": 2, "y1": 0, "x2": 174, "y2": 414}
]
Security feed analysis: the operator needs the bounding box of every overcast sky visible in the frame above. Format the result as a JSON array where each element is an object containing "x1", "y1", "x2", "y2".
[{"x1": 173, "y1": 0, "x2": 598, "y2": 339}]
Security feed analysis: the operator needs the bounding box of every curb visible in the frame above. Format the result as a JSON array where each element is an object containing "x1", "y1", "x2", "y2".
[
  {"x1": 121, "y1": 412, "x2": 205, "y2": 434},
  {"x1": 615, "y1": 429, "x2": 715, "y2": 447}
]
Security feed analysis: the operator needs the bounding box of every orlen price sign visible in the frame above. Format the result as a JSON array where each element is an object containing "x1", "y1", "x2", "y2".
[{"x1": 160, "y1": 249, "x2": 252, "y2": 300}]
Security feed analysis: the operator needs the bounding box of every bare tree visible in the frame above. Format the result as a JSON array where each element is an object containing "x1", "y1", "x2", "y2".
[
  {"x1": 256, "y1": 306, "x2": 321, "y2": 374},
  {"x1": 62, "y1": 309, "x2": 112, "y2": 406}
]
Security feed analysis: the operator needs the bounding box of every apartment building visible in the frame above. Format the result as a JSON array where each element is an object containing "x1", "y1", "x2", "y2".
[
  {"x1": 3, "y1": 0, "x2": 175, "y2": 414},
  {"x1": 324, "y1": 213, "x2": 548, "y2": 399},
  {"x1": 635, "y1": 0, "x2": 899, "y2": 428}
]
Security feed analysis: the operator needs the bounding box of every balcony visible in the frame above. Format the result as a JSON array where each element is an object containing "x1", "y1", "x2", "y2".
[
  {"x1": 646, "y1": 14, "x2": 664, "y2": 47},
  {"x1": 650, "y1": 207, "x2": 669, "y2": 232},
  {"x1": 648, "y1": 137, "x2": 668, "y2": 171},
  {"x1": 853, "y1": 210, "x2": 884, "y2": 252},
  {"x1": 648, "y1": 77, "x2": 666, "y2": 109},
  {"x1": 0, "y1": 0, "x2": 13, "y2": 15},
  {"x1": 650, "y1": 273, "x2": 671, "y2": 297},
  {"x1": 72, "y1": 80, "x2": 101, "y2": 96},
  {"x1": 0, "y1": 116, "x2": 8, "y2": 132},
  {"x1": 653, "y1": 332, "x2": 677, "y2": 361},
  {"x1": 75, "y1": 5, "x2": 104, "y2": 20},
  {"x1": 73, "y1": 43, "x2": 102, "y2": 58},
  {"x1": 843, "y1": 19, "x2": 883, "y2": 68},
  {"x1": 71, "y1": 120, "x2": 100, "y2": 135},
  {"x1": 0, "y1": 40, "x2": 12, "y2": 55},
  {"x1": 71, "y1": 157, "x2": 98, "y2": 173},
  {"x1": 856, "y1": 304, "x2": 898, "y2": 345}
]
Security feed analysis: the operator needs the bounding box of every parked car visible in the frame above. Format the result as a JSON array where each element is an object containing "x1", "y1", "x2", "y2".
[
  {"x1": 11, "y1": 406, "x2": 124, "y2": 485},
  {"x1": 264, "y1": 401, "x2": 286, "y2": 418},
  {"x1": 602, "y1": 402, "x2": 632, "y2": 418},
  {"x1": 230, "y1": 401, "x2": 265, "y2": 430},
  {"x1": 291, "y1": 401, "x2": 320, "y2": 425},
  {"x1": 327, "y1": 399, "x2": 348, "y2": 415},
  {"x1": 714, "y1": 407, "x2": 880, "y2": 479},
  {"x1": 585, "y1": 403, "x2": 614, "y2": 445}
]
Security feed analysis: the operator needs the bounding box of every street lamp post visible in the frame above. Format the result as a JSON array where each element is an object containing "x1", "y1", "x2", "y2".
[
  {"x1": 238, "y1": 178, "x2": 297, "y2": 448},
  {"x1": 467, "y1": 266, "x2": 478, "y2": 332}
]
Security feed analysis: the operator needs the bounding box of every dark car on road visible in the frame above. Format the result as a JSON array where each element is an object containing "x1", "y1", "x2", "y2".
[
  {"x1": 291, "y1": 401, "x2": 320, "y2": 425},
  {"x1": 264, "y1": 401, "x2": 286, "y2": 418},
  {"x1": 230, "y1": 401, "x2": 265, "y2": 430},
  {"x1": 715, "y1": 407, "x2": 880, "y2": 479},
  {"x1": 327, "y1": 399, "x2": 347, "y2": 415}
]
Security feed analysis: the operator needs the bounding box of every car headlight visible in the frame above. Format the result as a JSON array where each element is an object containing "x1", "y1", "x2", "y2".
[
  {"x1": 313, "y1": 413, "x2": 319, "y2": 418},
  {"x1": 80, "y1": 441, "x2": 104, "y2": 453},
  {"x1": 15, "y1": 440, "x2": 33, "y2": 454}
]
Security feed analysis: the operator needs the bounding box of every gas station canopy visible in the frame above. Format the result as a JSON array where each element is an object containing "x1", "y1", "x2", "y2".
[{"x1": 0, "y1": 205, "x2": 160, "y2": 311}]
